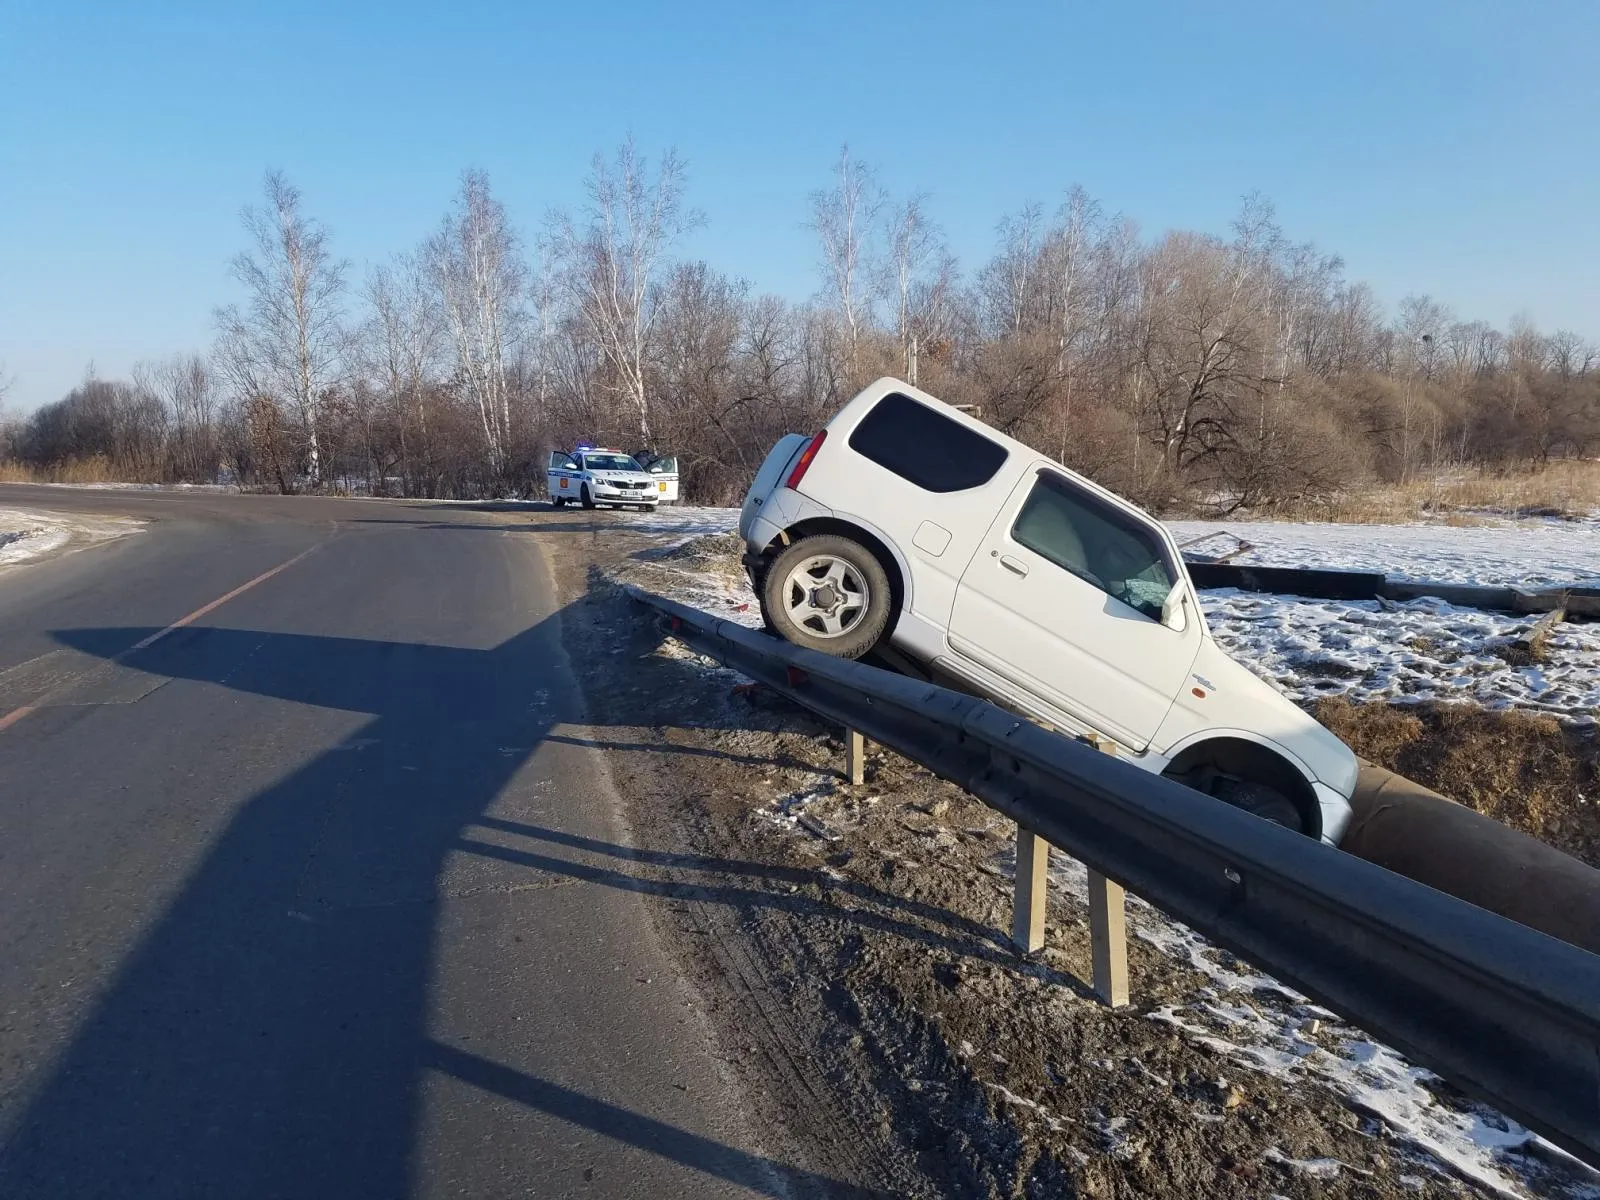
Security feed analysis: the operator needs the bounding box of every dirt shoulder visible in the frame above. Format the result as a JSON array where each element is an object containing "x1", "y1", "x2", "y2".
[{"x1": 526, "y1": 509, "x2": 1596, "y2": 1200}]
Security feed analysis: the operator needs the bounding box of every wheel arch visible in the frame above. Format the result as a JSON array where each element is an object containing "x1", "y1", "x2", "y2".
[
  {"x1": 1161, "y1": 735, "x2": 1322, "y2": 840},
  {"x1": 760, "y1": 517, "x2": 910, "y2": 622}
]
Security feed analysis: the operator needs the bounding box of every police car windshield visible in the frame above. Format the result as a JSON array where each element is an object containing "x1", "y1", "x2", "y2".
[{"x1": 581, "y1": 453, "x2": 642, "y2": 471}]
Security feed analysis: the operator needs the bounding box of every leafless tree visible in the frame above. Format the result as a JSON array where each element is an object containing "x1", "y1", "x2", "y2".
[
  {"x1": 882, "y1": 194, "x2": 941, "y2": 378},
  {"x1": 363, "y1": 251, "x2": 445, "y2": 487},
  {"x1": 134, "y1": 354, "x2": 218, "y2": 480},
  {"x1": 551, "y1": 138, "x2": 700, "y2": 445},
  {"x1": 808, "y1": 146, "x2": 884, "y2": 375},
  {"x1": 214, "y1": 171, "x2": 347, "y2": 488},
  {"x1": 426, "y1": 170, "x2": 526, "y2": 477}
]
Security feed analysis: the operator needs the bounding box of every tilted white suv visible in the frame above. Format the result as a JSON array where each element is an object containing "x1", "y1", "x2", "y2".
[{"x1": 738, "y1": 378, "x2": 1357, "y2": 844}]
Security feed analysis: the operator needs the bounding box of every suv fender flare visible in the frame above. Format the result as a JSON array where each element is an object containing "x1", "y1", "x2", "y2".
[{"x1": 1157, "y1": 729, "x2": 1324, "y2": 840}]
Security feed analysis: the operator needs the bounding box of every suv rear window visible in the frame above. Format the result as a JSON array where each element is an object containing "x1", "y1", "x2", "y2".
[
  {"x1": 847, "y1": 392, "x2": 1008, "y2": 493},
  {"x1": 1011, "y1": 471, "x2": 1176, "y2": 621}
]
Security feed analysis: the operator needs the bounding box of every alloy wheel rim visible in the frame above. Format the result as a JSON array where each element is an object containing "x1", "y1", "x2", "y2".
[{"x1": 782, "y1": 554, "x2": 870, "y2": 638}]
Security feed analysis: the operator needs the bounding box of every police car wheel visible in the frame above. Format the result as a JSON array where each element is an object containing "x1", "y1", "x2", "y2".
[
  {"x1": 762, "y1": 534, "x2": 891, "y2": 660},
  {"x1": 551, "y1": 496, "x2": 566, "y2": 508},
  {"x1": 580, "y1": 485, "x2": 596, "y2": 510}
]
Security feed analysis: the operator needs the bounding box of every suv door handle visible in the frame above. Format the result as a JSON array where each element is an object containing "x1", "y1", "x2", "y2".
[{"x1": 999, "y1": 554, "x2": 1029, "y2": 577}]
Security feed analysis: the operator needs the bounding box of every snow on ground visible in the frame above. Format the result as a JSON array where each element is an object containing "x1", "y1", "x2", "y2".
[
  {"x1": 1168, "y1": 519, "x2": 1600, "y2": 589},
  {"x1": 1202, "y1": 592, "x2": 1600, "y2": 719},
  {"x1": 1055, "y1": 847, "x2": 1593, "y2": 1199},
  {"x1": 1173, "y1": 518, "x2": 1600, "y2": 720},
  {"x1": 629, "y1": 505, "x2": 743, "y2": 544},
  {"x1": 0, "y1": 507, "x2": 142, "y2": 568}
]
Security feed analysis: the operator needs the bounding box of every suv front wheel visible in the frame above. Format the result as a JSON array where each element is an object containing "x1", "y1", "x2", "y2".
[
  {"x1": 1213, "y1": 778, "x2": 1305, "y2": 834},
  {"x1": 762, "y1": 535, "x2": 892, "y2": 660}
]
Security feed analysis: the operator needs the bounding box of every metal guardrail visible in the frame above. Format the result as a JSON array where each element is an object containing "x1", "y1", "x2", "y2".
[{"x1": 630, "y1": 588, "x2": 1600, "y2": 1167}]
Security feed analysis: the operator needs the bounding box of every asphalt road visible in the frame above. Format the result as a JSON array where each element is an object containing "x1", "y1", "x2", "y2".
[{"x1": 0, "y1": 486, "x2": 835, "y2": 1200}]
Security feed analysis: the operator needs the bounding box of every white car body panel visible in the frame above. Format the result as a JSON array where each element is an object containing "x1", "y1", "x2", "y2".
[
  {"x1": 738, "y1": 377, "x2": 1359, "y2": 844},
  {"x1": 642, "y1": 454, "x2": 680, "y2": 502}
]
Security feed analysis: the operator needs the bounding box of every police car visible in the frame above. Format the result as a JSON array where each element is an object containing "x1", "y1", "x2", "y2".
[{"x1": 546, "y1": 443, "x2": 660, "y2": 510}]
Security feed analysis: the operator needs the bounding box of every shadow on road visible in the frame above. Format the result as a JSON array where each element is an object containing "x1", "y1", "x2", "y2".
[{"x1": 0, "y1": 612, "x2": 979, "y2": 1198}]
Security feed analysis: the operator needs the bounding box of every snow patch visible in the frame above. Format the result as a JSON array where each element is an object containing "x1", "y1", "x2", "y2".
[
  {"x1": 0, "y1": 507, "x2": 141, "y2": 568},
  {"x1": 1168, "y1": 519, "x2": 1600, "y2": 589}
]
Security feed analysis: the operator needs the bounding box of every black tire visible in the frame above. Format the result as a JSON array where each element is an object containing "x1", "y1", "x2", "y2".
[
  {"x1": 580, "y1": 485, "x2": 596, "y2": 510},
  {"x1": 551, "y1": 496, "x2": 566, "y2": 508},
  {"x1": 1214, "y1": 778, "x2": 1305, "y2": 834},
  {"x1": 755, "y1": 568, "x2": 779, "y2": 635},
  {"x1": 761, "y1": 534, "x2": 892, "y2": 660}
]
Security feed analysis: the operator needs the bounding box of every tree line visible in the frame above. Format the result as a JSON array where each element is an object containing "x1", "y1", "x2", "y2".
[{"x1": 5, "y1": 142, "x2": 1596, "y2": 511}]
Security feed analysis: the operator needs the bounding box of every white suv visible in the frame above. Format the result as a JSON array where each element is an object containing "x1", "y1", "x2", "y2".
[{"x1": 739, "y1": 378, "x2": 1357, "y2": 843}]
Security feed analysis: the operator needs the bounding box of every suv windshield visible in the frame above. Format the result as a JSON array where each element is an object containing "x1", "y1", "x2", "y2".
[{"x1": 581, "y1": 453, "x2": 642, "y2": 472}]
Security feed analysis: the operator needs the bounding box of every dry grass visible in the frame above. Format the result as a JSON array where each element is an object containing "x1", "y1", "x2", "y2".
[
  {"x1": 0, "y1": 457, "x2": 168, "y2": 485},
  {"x1": 1265, "y1": 459, "x2": 1600, "y2": 524},
  {"x1": 1315, "y1": 696, "x2": 1600, "y2": 868}
]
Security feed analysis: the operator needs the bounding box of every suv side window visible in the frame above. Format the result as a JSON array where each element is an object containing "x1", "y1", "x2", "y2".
[
  {"x1": 1011, "y1": 471, "x2": 1177, "y2": 621},
  {"x1": 848, "y1": 392, "x2": 1008, "y2": 493}
]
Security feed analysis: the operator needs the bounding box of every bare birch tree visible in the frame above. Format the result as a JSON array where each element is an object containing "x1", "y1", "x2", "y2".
[
  {"x1": 427, "y1": 170, "x2": 525, "y2": 475},
  {"x1": 551, "y1": 138, "x2": 699, "y2": 444},
  {"x1": 883, "y1": 194, "x2": 941, "y2": 378},
  {"x1": 364, "y1": 251, "x2": 444, "y2": 485},
  {"x1": 214, "y1": 171, "x2": 346, "y2": 487},
  {"x1": 808, "y1": 146, "x2": 883, "y2": 373}
]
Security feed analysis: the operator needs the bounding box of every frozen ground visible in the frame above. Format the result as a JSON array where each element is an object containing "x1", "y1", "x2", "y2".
[
  {"x1": 1202, "y1": 591, "x2": 1600, "y2": 719},
  {"x1": 752, "y1": 748, "x2": 1600, "y2": 1198},
  {"x1": 629, "y1": 504, "x2": 744, "y2": 542},
  {"x1": 0, "y1": 507, "x2": 142, "y2": 568},
  {"x1": 1168, "y1": 519, "x2": 1600, "y2": 588}
]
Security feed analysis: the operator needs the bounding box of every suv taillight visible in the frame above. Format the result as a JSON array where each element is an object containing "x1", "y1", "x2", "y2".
[{"x1": 785, "y1": 430, "x2": 827, "y2": 491}]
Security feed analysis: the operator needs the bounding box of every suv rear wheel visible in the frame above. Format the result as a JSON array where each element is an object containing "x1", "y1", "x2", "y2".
[
  {"x1": 762, "y1": 535, "x2": 892, "y2": 660},
  {"x1": 1213, "y1": 778, "x2": 1305, "y2": 834}
]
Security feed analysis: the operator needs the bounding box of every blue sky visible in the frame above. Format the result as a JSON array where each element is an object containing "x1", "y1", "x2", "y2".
[{"x1": 2, "y1": 0, "x2": 1597, "y2": 411}]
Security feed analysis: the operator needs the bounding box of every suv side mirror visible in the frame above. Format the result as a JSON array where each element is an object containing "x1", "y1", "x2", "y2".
[{"x1": 1161, "y1": 582, "x2": 1188, "y2": 632}]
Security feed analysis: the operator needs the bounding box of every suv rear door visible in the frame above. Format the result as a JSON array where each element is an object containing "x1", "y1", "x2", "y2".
[{"x1": 946, "y1": 466, "x2": 1201, "y2": 750}]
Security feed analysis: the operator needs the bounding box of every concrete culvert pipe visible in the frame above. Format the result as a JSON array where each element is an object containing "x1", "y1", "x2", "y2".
[{"x1": 1341, "y1": 761, "x2": 1600, "y2": 957}]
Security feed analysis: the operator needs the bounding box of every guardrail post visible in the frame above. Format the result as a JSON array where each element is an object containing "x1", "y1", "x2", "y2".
[
  {"x1": 1086, "y1": 735, "x2": 1129, "y2": 1007},
  {"x1": 1011, "y1": 825, "x2": 1048, "y2": 954},
  {"x1": 844, "y1": 728, "x2": 866, "y2": 786},
  {"x1": 1088, "y1": 869, "x2": 1129, "y2": 1008}
]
